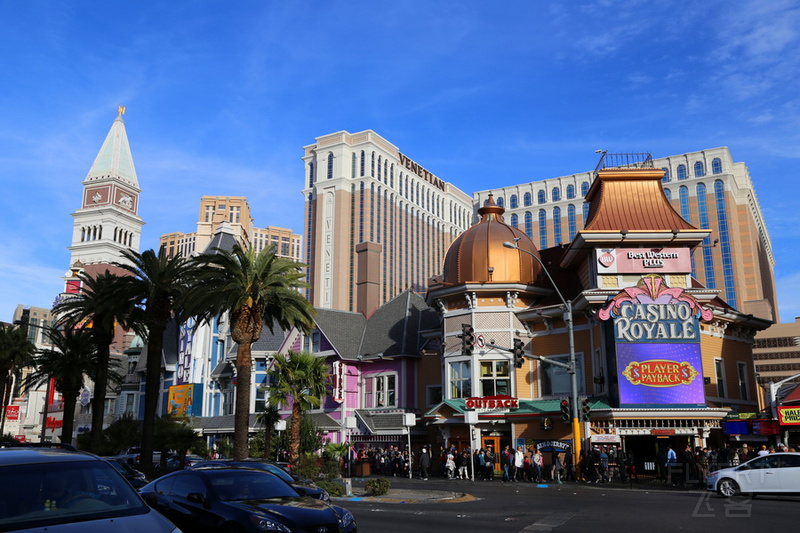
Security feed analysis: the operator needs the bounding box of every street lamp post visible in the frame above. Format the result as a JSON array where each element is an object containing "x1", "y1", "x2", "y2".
[{"x1": 503, "y1": 240, "x2": 582, "y2": 460}]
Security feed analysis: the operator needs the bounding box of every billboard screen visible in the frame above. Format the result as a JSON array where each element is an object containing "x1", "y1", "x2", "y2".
[{"x1": 597, "y1": 275, "x2": 711, "y2": 407}]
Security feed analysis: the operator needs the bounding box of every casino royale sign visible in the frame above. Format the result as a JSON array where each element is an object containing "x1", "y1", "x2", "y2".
[{"x1": 598, "y1": 275, "x2": 711, "y2": 405}]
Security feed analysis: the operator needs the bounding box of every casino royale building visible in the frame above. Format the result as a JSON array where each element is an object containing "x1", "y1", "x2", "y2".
[{"x1": 420, "y1": 161, "x2": 772, "y2": 464}]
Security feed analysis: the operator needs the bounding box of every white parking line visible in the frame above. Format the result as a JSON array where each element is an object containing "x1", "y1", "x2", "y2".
[{"x1": 519, "y1": 512, "x2": 576, "y2": 532}]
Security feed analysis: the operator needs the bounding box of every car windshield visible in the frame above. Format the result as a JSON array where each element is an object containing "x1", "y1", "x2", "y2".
[
  {"x1": 0, "y1": 460, "x2": 149, "y2": 530},
  {"x1": 206, "y1": 470, "x2": 300, "y2": 501}
]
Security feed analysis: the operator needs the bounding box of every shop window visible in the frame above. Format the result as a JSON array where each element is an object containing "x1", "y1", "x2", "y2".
[
  {"x1": 480, "y1": 360, "x2": 510, "y2": 396},
  {"x1": 450, "y1": 361, "x2": 471, "y2": 399}
]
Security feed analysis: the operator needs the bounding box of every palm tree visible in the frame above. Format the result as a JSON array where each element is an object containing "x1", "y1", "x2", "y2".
[
  {"x1": 23, "y1": 327, "x2": 99, "y2": 444},
  {"x1": 113, "y1": 248, "x2": 197, "y2": 477},
  {"x1": 268, "y1": 350, "x2": 329, "y2": 463},
  {"x1": 186, "y1": 244, "x2": 315, "y2": 460},
  {"x1": 256, "y1": 403, "x2": 282, "y2": 459},
  {"x1": 53, "y1": 271, "x2": 132, "y2": 452},
  {"x1": 0, "y1": 324, "x2": 35, "y2": 436}
]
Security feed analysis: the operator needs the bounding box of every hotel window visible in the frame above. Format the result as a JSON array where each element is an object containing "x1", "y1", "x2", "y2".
[
  {"x1": 524, "y1": 192, "x2": 532, "y2": 206},
  {"x1": 449, "y1": 361, "x2": 472, "y2": 399},
  {"x1": 541, "y1": 354, "x2": 584, "y2": 396},
  {"x1": 580, "y1": 181, "x2": 589, "y2": 197},
  {"x1": 480, "y1": 360, "x2": 510, "y2": 396},
  {"x1": 390, "y1": 164, "x2": 394, "y2": 187},
  {"x1": 497, "y1": 197, "x2": 504, "y2": 208},
  {"x1": 205, "y1": 205, "x2": 215, "y2": 222},
  {"x1": 553, "y1": 206, "x2": 562, "y2": 244},
  {"x1": 664, "y1": 188, "x2": 672, "y2": 201},
  {"x1": 552, "y1": 187, "x2": 561, "y2": 202},
  {"x1": 567, "y1": 204, "x2": 577, "y2": 241},
  {"x1": 538, "y1": 209, "x2": 548, "y2": 248},
  {"x1": 360, "y1": 151, "x2": 365, "y2": 176},
  {"x1": 715, "y1": 180, "x2": 737, "y2": 308},
  {"x1": 677, "y1": 164, "x2": 687, "y2": 180},
  {"x1": 661, "y1": 167, "x2": 670, "y2": 183},
  {"x1": 566, "y1": 184, "x2": 575, "y2": 199},
  {"x1": 327, "y1": 152, "x2": 334, "y2": 179},
  {"x1": 582, "y1": 202, "x2": 589, "y2": 228},
  {"x1": 715, "y1": 359, "x2": 726, "y2": 398},
  {"x1": 712, "y1": 158, "x2": 722, "y2": 174},
  {"x1": 694, "y1": 161, "x2": 705, "y2": 177},
  {"x1": 537, "y1": 190, "x2": 546, "y2": 204},
  {"x1": 524, "y1": 211, "x2": 533, "y2": 238},
  {"x1": 304, "y1": 330, "x2": 321, "y2": 353},
  {"x1": 229, "y1": 206, "x2": 240, "y2": 224},
  {"x1": 696, "y1": 183, "x2": 716, "y2": 288},
  {"x1": 377, "y1": 155, "x2": 382, "y2": 180},
  {"x1": 737, "y1": 362, "x2": 749, "y2": 401},
  {"x1": 371, "y1": 152, "x2": 375, "y2": 176},
  {"x1": 351, "y1": 153, "x2": 356, "y2": 179},
  {"x1": 510, "y1": 213, "x2": 518, "y2": 228},
  {"x1": 678, "y1": 186, "x2": 691, "y2": 222},
  {"x1": 510, "y1": 194, "x2": 518, "y2": 209},
  {"x1": 308, "y1": 162, "x2": 315, "y2": 187}
]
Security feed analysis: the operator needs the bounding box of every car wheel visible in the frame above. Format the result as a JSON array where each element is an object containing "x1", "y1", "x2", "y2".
[{"x1": 718, "y1": 478, "x2": 740, "y2": 498}]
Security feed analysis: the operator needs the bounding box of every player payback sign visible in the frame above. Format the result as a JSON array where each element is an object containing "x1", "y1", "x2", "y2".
[{"x1": 597, "y1": 275, "x2": 712, "y2": 406}]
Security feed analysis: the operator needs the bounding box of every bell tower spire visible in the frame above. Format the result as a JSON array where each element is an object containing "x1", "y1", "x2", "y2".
[{"x1": 67, "y1": 107, "x2": 144, "y2": 272}]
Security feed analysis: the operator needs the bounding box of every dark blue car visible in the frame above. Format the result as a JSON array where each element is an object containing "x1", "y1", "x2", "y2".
[{"x1": 141, "y1": 468, "x2": 356, "y2": 533}]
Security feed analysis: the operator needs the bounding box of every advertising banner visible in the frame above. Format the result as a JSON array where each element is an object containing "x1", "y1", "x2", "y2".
[
  {"x1": 176, "y1": 321, "x2": 194, "y2": 385},
  {"x1": 778, "y1": 406, "x2": 800, "y2": 425},
  {"x1": 596, "y1": 248, "x2": 692, "y2": 274},
  {"x1": 597, "y1": 275, "x2": 711, "y2": 406},
  {"x1": 168, "y1": 384, "x2": 200, "y2": 417},
  {"x1": 4, "y1": 405, "x2": 19, "y2": 420}
]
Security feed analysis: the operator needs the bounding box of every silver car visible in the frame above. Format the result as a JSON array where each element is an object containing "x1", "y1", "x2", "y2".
[
  {"x1": 706, "y1": 452, "x2": 800, "y2": 497},
  {"x1": 0, "y1": 447, "x2": 180, "y2": 532}
]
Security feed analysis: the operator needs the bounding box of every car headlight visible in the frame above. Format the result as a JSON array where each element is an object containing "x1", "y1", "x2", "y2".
[
  {"x1": 338, "y1": 509, "x2": 355, "y2": 528},
  {"x1": 249, "y1": 514, "x2": 292, "y2": 532}
]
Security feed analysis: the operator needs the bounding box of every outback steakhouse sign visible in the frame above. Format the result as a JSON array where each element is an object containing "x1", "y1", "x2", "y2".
[{"x1": 465, "y1": 395, "x2": 519, "y2": 411}]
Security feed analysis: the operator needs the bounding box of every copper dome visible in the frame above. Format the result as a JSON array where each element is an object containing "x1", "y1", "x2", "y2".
[{"x1": 442, "y1": 194, "x2": 542, "y2": 285}]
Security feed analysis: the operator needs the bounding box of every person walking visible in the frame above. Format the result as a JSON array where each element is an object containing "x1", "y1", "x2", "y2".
[
  {"x1": 419, "y1": 445, "x2": 431, "y2": 480},
  {"x1": 551, "y1": 451, "x2": 564, "y2": 484},
  {"x1": 532, "y1": 448, "x2": 543, "y2": 483},
  {"x1": 665, "y1": 445, "x2": 677, "y2": 485},
  {"x1": 514, "y1": 446, "x2": 525, "y2": 482},
  {"x1": 501, "y1": 445, "x2": 512, "y2": 482}
]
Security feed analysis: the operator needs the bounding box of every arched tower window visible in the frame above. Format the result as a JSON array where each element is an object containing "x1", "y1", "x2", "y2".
[
  {"x1": 661, "y1": 167, "x2": 670, "y2": 183},
  {"x1": 677, "y1": 164, "x2": 687, "y2": 180},
  {"x1": 510, "y1": 194, "x2": 518, "y2": 209},
  {"x1": 552, "y1": 187, "x2": 561, "y2": 202},
  {"x1": 694, "y1": 161, "x2": 705, "y2": 177},
  {"x1": 327, "y1": 152, "x2": 334, "y2": 180},
  {"x1": 524, "y1": 192, "x2": 532, "y2": 206},
  {"x1": 712, "y1": 158, "x2": 722, "y2": 174},
  {"x1": 566, "y1": 184, "x2": 575, "y2": 199}
]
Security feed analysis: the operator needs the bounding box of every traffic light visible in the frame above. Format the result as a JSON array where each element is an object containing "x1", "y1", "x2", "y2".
[
  {"x1": 513, "y1": 338, "x2": 525, "y2": 368},
  {"x1": 460, "y1": 324, "x2": 475, "y2": 355},
  {"x1": 582, "y1": 397, "x2": 591, "y2": 421},
  {"x1": 560, "y1": 398, "x2": 571, "y2": 422}
]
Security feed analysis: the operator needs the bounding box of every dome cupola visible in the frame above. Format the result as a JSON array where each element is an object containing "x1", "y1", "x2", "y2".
[{"x1": 442, "y1": 194, "x2": 542, "y2": 285}]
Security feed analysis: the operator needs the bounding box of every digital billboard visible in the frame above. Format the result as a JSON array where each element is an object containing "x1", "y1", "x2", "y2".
[{"x1": 597, "y1": 274, "x2": 711, "y2": 406}]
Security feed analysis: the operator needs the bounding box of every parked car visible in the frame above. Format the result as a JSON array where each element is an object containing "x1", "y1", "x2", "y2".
[
  {"x1": 164, "y1": 454, "x2": 206, "y2": 473},
  {"x1": 102, "y1": 456, "x2": 149, "y2": 489},
  {"x1": 140, "y1": 467, "x2": 356, "y2": 533},
  {"x1": 0, "y1": 447, "x2": 180, "y2": 532},
  {"x1": 706, "y1": 452, "x2": 800, "y2": 497},
  {"x1": 191, "y1": 459, "x2": 330, "y2": 501}
]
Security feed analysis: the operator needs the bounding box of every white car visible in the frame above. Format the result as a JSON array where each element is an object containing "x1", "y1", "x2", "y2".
[{"x1": 706, "y1": 452, "x2": 800, "y2": 497}]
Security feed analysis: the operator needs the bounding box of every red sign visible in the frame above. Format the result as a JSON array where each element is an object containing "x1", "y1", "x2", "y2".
[
  {"x1": 465, "y1": 395, "x2": 519, "y2": 410},
  {"x1": 4, "y1": 405, "x2": 19, "y2": 420},
  {"x1": 651, "y1": 429, "x2": 676, "y2": 436},
  {"x1": 45, "y1": 416, "x2": 63, "y2": 430},
  {"x1": 752, "y1": 419, "x2": 780, "y2": 435},
  {"x1": 14, "y1": 435, "x2": 25, "y2": 443}
]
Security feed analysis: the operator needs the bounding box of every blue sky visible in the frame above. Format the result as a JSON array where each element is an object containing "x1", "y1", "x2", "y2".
[{"x1": 1, "y1": 0, "x2": 799, "y2": 322}]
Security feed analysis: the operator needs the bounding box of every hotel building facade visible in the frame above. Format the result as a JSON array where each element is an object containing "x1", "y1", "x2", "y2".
[
  {"x1": 302, "y1": 130, "x2": 473, "y2": 316},
  {"x1": 476, "y1": 147, "x2": 777, "y2": 323}
]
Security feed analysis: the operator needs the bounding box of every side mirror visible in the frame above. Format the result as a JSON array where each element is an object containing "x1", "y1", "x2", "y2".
[{"x1": 187, "y1": 492, "x2": 207, "y2": 505}]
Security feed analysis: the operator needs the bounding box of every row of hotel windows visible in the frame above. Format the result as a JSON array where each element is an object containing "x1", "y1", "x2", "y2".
[
  {"x1": 204, "y1": 204, "x2": 242, "y2": 224},
  {"x1": 507, "y1": 204, "x2": 589, "y2": 248},
  {"x1": 495, "y1": 181, "x2": 590, "y2": 208},
  {"x1": 308, "y1": 151, "x2": 471, "y2": 228},
  {"x1": 78, "y1": 224, "x2": 134, "y2": 247},
  {"x1": 662, "y1": 158, "x2": 723, "y2": 182}
]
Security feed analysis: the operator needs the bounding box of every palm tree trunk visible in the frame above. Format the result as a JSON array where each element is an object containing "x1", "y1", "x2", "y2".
[
  {"x1": 61, "y1": 389, "x2": 79, "y2": 445},
  {"x1": 290, "y1": 402, "x2": 301, "y2": 464},
  {"x1": 233, "y1": 342, "x2": 253, "y2": 461},
  {"x1": 90, "y1": 342, "x2": 111, "y2": 452},
  {"x1": 140, "y1": 326, "x2": 166, "y2": 478},
  {"x1": 0, "y1": 373, "x2": 10, "y2": 437}
]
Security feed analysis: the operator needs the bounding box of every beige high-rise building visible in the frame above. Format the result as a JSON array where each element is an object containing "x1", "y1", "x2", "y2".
[
  {"x1": 476, "y1": 147, "x2": 778, "y2": 322},
  {"x1": 159, "y1": 196, "x2": 302, "y2": 261},
  {"x1": 302, "y1": 130, "x2": 473, "y2": 316}
]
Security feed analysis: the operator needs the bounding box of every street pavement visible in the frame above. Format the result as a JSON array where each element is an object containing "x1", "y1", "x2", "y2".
[{"x1": 334, "y1": 476, "x2": 799, "y2": 532}]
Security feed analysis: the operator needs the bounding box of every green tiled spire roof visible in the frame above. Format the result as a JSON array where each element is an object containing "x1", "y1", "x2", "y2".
[{"x1": 85, "y1": 106, "x2": 139, "y2": 188}]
